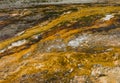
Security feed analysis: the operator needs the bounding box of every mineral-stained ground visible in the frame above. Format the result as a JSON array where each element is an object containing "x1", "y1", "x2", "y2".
[{"x1": 0, "y1": 3, "x2": 120, "y2": 83}]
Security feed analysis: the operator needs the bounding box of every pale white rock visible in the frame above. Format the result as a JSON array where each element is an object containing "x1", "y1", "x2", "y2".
[
  {"x1": 8, "y1": 39, "x2": 27, "y2": 49},
  {"x1": 34, "y1": 35, "x2": 39, "y2": 39},
  {"x1": 68, "y1": 40, "x2": 79, "y2": 47},
  {"x1": 10, "y1": 13, "x2": 19, "y2": 17},
  {"x1": 32, "y1": 34, "x2": 41, "y2": 39},
  {"x1": 0, "y1": 48, "x2": 6, "y2": 53},
  {"x1": 63, "y1": 11, "x2": 71, "y2": 15},
  {"x1": 68, "y1": 34, "x2": 89, "y2": 48},
  {"x1": 15, "y1": 31, "x2": 25, "y2": 36},
  {"x1": 69, "y1": 68, "x2": 74, "y2": 73},
  {"x1": 47, "y1": 43, "x2": 66, "y2": 52},
  {"x1": 66, "y1": 11, "x2": 71, "y2": 14},
  {"x1": 102, "y1": 14, "x2": 114, "y2": 21}
]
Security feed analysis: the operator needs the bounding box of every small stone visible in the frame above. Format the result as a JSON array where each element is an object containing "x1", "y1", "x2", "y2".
[{"x1": 78, "y1": 64, "x2": 84, "y2": 69}]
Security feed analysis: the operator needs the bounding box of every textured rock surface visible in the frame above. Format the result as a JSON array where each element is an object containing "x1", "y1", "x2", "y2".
[
  {"x1": 0, "y1": 0, "x2": 120, "y2": 9},
  {"x1": 0, "y1": 3, "x2": 120, "y2": 83}
]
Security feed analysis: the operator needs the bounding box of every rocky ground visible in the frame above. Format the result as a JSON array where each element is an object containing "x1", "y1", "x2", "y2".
[
  {"x1": 0, "y1": 4, "x2": 120, "y2": 83},
  {"x1": 0, "y1": 5, "x2": 78, "y2": 41}
]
